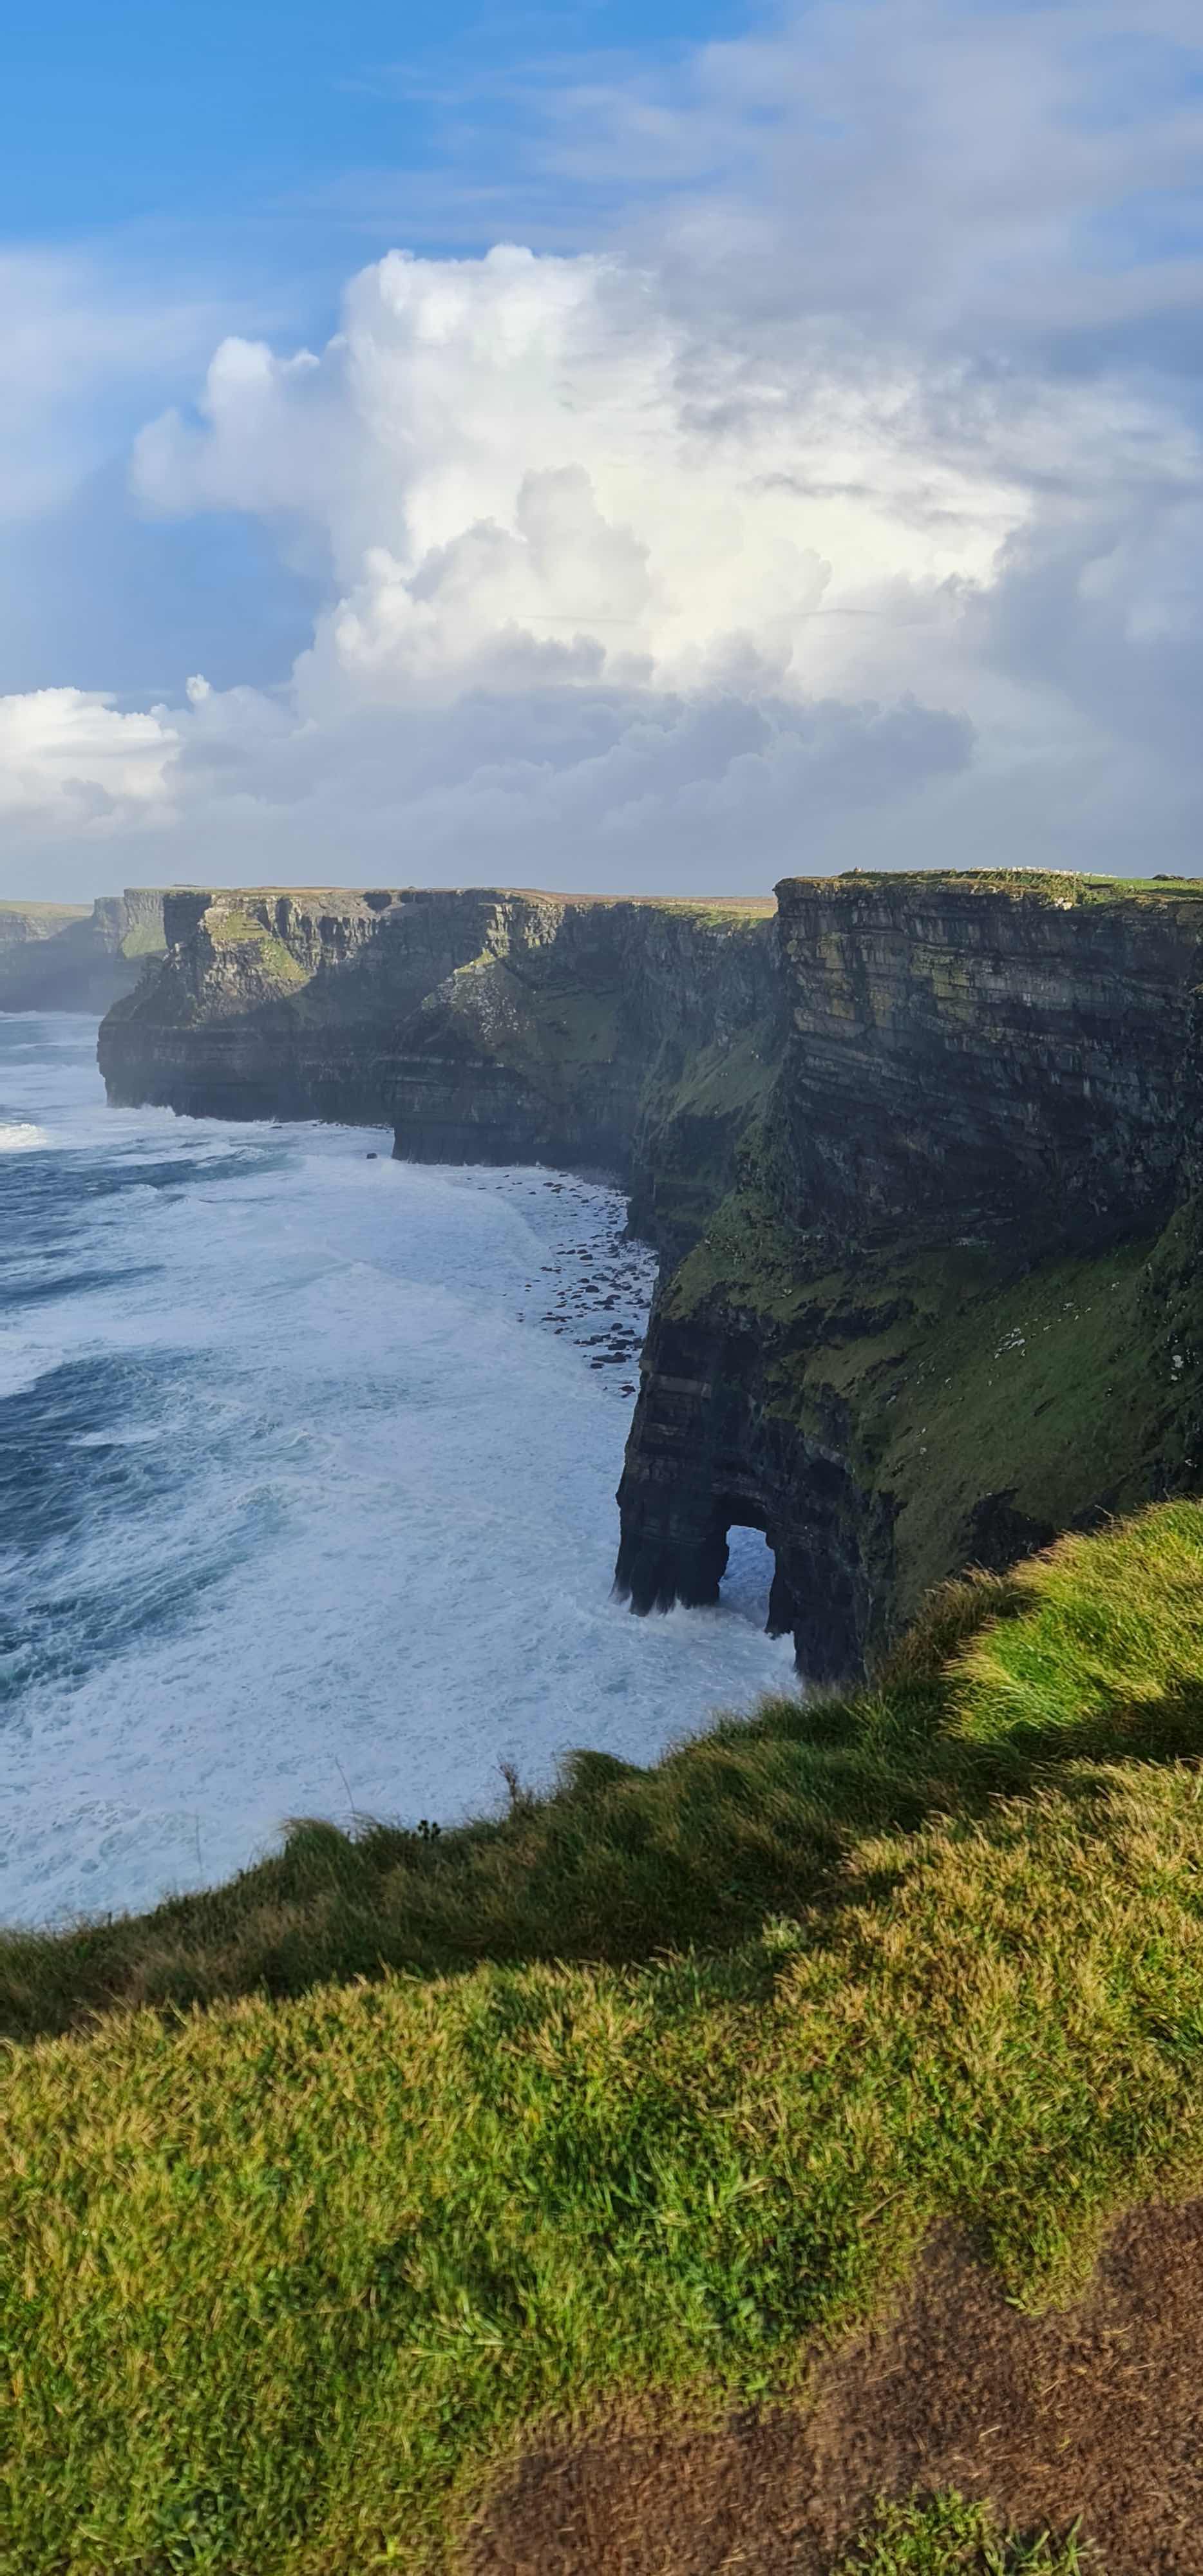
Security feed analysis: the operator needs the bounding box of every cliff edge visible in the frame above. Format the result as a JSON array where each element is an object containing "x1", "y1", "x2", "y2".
[
  {"x1": 0, "y1": 890, "x2": 166, "y2": 1013},
  {"x1": 98, "y1": 884, "x2": 781, "y2": 1260},
  {"x1": 97, "y1": 869, "x2": 1203, "y2": 1680},
  {"x1": 616, "y1": 871, "x2": 1203, "y2": 1675}
]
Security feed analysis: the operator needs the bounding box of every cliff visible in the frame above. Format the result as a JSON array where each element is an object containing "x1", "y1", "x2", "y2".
[
  {"x1": 388, "y1": 894, "x2": 781, "y2": 1257},
  {"x1": 0, "y1": 889, "x2": 166, "y2": 1012},
  {"x1": 98, "y1": 885, "x2": 781, "y2": 1258},
  {"x1": 615, "y1": 873, "x2": 1203, "y2": 1676},
  {"x1": 97, "y1": 869, "x2": 1203, "y2": 1681}
]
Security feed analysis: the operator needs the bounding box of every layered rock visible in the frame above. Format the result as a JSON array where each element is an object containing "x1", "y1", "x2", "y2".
[
  {"x1": 615, "y1": 873, "x2": 1203, "y2": 1676},
  {"x1": 389, "y1": 896, "x2": 781, "y2": 1258},
  {"x1": 99, "y1": 886, "x2": 781, "y2": 1257},
  {"x1": 768, "y1": 873, "x2": 1198, "y2": 1255},
  {"x1": 97, "y1": 866, "x2": 1203, "y2": 1683},
  {"x1": 0, "y1": 891, "x2": 166, "y2": 1013},
  {"x1": 100, "y1": 887, "x2": 509, "y2": 1122}
]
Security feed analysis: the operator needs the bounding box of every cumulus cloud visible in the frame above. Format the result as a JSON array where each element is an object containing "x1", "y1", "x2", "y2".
[
  {"x1": 0, "y1": 689, "x2": 177, "y2": 835},
  {"x1": 2, "y1": 0, "x2": 1202, "y2": 896},
  {"x1": 133, "y1": 243, "x2": 1017, "y2": 696}
]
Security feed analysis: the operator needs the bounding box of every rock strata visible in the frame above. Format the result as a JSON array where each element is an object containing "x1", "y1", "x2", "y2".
[
  {"x1": 97, "y1": 869, "x2": 1203, "y2": 1680},
  {"x1": 0, "y1": 890, "x2": 166, "y2": 1013},
  {"x1": 99, "y1": 886, "x2": 781, "y2": 1260},
  {"x1": 769, "y1": 873, "x2": 1199, "y2": 1255},
  {"x1": 616, "y1": 873, "x2": 1203, "y2": 1675}
]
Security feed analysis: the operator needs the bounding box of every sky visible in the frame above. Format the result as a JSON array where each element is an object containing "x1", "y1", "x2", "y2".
[{"x1": 1, "y1": 0, "x2": 1202, "y2": 899}]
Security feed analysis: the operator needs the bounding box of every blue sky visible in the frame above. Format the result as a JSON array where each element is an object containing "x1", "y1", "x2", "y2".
[
  {"x1": 1, "y1": 1, "x2": 748, "y2": 253},
  {"x1": 2, "y1": 0, "x2": 1202, "y2": 898},
  {"x1": 0, "y1": 0, "x2": 755, "y2": 704}
]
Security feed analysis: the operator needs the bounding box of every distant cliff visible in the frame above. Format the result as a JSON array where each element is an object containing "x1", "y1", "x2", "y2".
[
  {"x1": 0, "y1": 891, "x2": 166, "y2": 1013},
  {"x1": 99, "y1": 885, "x2": 781, "y2": 1260},
  {"x1": 97, "y1": 869, "x2": 1203, "y2": 1680}
]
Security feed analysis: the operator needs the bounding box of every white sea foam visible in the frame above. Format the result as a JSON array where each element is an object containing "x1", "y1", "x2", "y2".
[
  {"x1": 0, "y1": 1016, "x2": 797, "y2": 1928},
  {"x1": 0, "y1": 1121, "x2": 46, "y2": 1151}
]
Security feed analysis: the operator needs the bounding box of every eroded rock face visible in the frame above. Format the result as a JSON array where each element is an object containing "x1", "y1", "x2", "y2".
[
  {"x1": 389, "y1": 898, "x2": 782, "y2": 1255},
  {"x1": 99, "y1": 887, "x2": 782, "y2": 1258},
  {"x1": 614, "y1": 873, "x2": 1203, "y2": 1679},
  {"x1": 99, "y1": 887, "x2": 511, "y2": 1121},
  {"x1": 0, "y1": 891, "x2": 166, "y2": 1013},
  {"x1": 612, "y1": 1298, "x2": 886, "y2": 1681},
  {"x1": 770, "y1": 874, "x2": 1203, "y2": 1255},
  {"x1": 97, "y1": 869, "x2": 1203, "y2": 1683}
]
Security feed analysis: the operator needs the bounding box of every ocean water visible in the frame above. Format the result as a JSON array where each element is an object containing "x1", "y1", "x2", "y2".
[{"x1": 0, "y1": 1016, "x2": 795, "y2": 1929}]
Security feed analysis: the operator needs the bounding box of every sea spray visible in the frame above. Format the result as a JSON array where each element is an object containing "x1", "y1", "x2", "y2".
[{"x1": 0, "y1": 1015, "x2": 794, "y2": 1926}]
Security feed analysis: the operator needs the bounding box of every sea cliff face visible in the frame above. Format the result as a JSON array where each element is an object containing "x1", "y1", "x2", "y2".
[
  {"x1": 769, "y1": 875, "x2": 1197, "y2": 1254},
  {"x1": 615, "y1": 873, "x2": 1203, "y2": 1675},
  {"x1": 389, "y1": 895, "x2": 782, "y2": 1259},
  {"x1": 99, "y1": 886, "x2": 781, "y2": 1258},
  {"x1": 100, "y1": 887, "x2": 511, "y2": 1122},
  {"x1": 0, "y1": 891, "x2": 166, "y2": 1013},
  {"x1": 97, "y1": 870, "x2": 1203, "y2": 1680}
]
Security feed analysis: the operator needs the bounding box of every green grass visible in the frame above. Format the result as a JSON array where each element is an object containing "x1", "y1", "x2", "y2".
[
  {"x1": 952, "y1": 1504, "x2": 1203, "y2": 1750},
  {"x1": 0, "y1": 900, "x2": 89, "y2": 923},
  {"x1": 204, "y1": 906, "x2": 269, "y2": 945},
  {"x1": 837, "y1": 2496, "x2": 1092, "y2": 2572},
  {"x1": 119, "y1": 922, "x2": 168, "y2": 960},
  {"x1": 202, "y1": 907, "x2": 310, "y2": 988},
  {"x1": 850, "y1": 1240, "x2": 1171, "y2": 1624},
  {"x1": 667, "y1": 1184, "x2": 1195, "y2": 1633},
  {"x1": 8, "y1": 1502, "x2": 1203, "y2": 2571},
  {"x1": 782, "y1": 868, "x2": 1203, "y2": 908}
]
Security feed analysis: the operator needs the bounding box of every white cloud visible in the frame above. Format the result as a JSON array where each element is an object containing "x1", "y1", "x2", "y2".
[
  {"x1": 134, "y1": 241, "x2": 1021, "y2": 701},
  {"x1": 0, "y1": 689, "x2": 177, "y2": 835},
  {"x1": 0, "y1": 238, "x2": 997, "y2": 891},
  {"x1": 2, "y1": 0, "x2": 1202, "y2": 898}
]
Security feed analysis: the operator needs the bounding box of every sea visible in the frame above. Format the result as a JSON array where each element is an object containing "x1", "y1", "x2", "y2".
[{"x1": 0, "y1": 1014, "x2": 795, "y2": 1929}]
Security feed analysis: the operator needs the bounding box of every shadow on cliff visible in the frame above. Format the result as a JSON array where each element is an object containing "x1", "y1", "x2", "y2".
[{"x1": 6, "y1": 1502, "x2": 1203, "y2": 2045}]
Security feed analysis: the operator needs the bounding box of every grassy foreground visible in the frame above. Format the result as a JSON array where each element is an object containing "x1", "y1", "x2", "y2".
[{"x1": 7, "y1": 1501, "x2": 1203, "y2": 2571}]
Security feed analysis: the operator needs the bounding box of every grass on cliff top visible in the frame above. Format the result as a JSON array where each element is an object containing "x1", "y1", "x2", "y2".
[
  {"x1": 508, "y1": 888, "x2": 777, "y2": 916},
  {"x1": 184, "y1": 886, "x2": 777, "y2": 916},
  {"x1": 669, "y1": 1194, "x2": 1188, "y2": 1629},
  {"x1": 6, "y1": 1502, "x2": 1203, "y2": 2571},
  {"x1": 777, "y1": 867, "x2": 1203, "y2": 907},
  {"x1": 0, "y1": 900, "x2": 90, "y2": 923}
]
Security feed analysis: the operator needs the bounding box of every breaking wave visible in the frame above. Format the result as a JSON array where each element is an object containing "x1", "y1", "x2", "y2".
[{"x1": 0, "y1": 1015, "x2": 795, "y2": 1927}]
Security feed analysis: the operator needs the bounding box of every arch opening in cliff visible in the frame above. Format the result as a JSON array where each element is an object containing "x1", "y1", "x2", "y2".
[
  {"x1": 612, "y1": 1492, "x2": 779, "y2": 1629},
  {"x1": 699, "y1": 1494, "x2": 802, "y2": 1651},
  {"x1": 716, "y1": 1519, "x2": 779, "y2": 1633}
]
